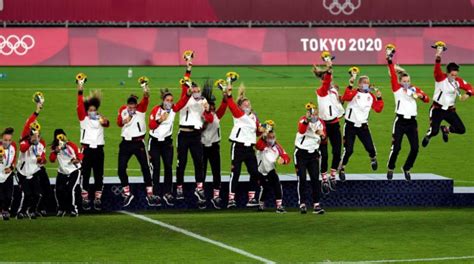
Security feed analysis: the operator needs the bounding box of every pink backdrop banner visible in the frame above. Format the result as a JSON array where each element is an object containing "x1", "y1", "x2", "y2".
[{"x1": 0, "y1": 27, "x2": 473, "y2": 66}]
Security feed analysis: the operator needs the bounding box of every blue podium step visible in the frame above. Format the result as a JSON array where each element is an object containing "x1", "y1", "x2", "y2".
[{"x1": 10, "y1": 174, "x2": 474, "y2": 212}]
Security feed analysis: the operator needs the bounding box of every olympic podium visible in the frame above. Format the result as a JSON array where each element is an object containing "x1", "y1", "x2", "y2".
[{"x1": 10, "y1": 173, "x2": 474, "y2": 212}]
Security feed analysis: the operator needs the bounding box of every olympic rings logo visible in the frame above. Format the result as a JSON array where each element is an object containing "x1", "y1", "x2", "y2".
[
  {"x1": 111, "y1": 185, "x2": 123, "y2": 196},
  {"x1": 0, "y1": 35, "x2": 35, "y2": 56},
  {"x1": 323, "y1": 0, "x2": 361, "y2": 15}
]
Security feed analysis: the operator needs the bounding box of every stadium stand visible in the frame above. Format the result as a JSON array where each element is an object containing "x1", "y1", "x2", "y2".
[{"x1": 0, "y1": 0, "x2": 473, "y2": 27}]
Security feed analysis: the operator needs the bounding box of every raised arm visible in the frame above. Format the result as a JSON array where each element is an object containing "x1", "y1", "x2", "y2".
[
  {"x1": 434, "y1": 56, "x2": 446, "y2": 82},
  {"x1": 181, "y1": 62, "x2": 193, "y2": 96},
  {"x1": 21, "y1": 111, "x2": 39, "y2": 139},
  {"x1": 226, "y1": 95, "x2": 245, "y2": 118},
  {"x1": 387, "y1": 59, "x2": 400, "y2": 92},
  {"x1": 316, "y1": 72, "x2": 332, "y2": 97},
  {"x1": 203, "y1": 110, "x2": 214, "y2": 124},
  {"x1": 137, "y1": 94, "x2": 149, "y2": 113},
  {"x1": 172, "y1": 91, "x2": 191, "y2": 112},
  {"x1": 77, "y1": 83, "x2": 87, "y2": 121},
  {"x1": 215, "y1": 99, "x2": 228, "y2": 120}
]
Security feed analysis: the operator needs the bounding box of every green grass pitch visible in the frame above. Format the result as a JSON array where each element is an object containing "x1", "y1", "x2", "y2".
[
  {"x1": 0, "y1": 208, "x2": 473, "y2": 263},
  {"x1": 0, "y1": 65, "x2": 473, "y2": 185},
  {"x1": 1, "y1": 66, "x2": 474, "y2": 262}
]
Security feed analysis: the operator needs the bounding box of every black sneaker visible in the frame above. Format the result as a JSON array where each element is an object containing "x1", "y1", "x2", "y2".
[
  {"x1": 16, "y1": 212, "x2": 25, "y2": 220},
  {"x1": 329, "y1": 177, "x2": 337, "y2": 191},
  {"x1": 211, "y1": 197, "x2": 222, "y2": 210},
  {"x1": 56, "y1": 210, "x2": 66, "y2": 217},
  {"x1": 29, "y1": 211, "x2": 37, "y2": 220},
  {"x1": 246, "y1": 198, "x2": 259, "y2": 208},
  {"x1": 93, "y1": 199, "x2": 102, "y2": 211},
  {"x1": 300, "y1": 204, "x2": 307, "y2": 214},
  {"x1": 387, "y1": 170, "x2": 394, "y2": 180},
  {"x1": 176, "y1": 188, "x2": 184, "y2": 200},
  {"x1": 146, "y1": 195, "x2": 161, "y2": 207},
  {"x1": 276, "y1": 206, "x2": 287, "y2": 214},
  {"x1": 2, "y1": 211, "x2": 10, "y2": 221},
  {"x1": 257, "y1": 203, "x2": 265, "y2": 212},
  {"x1": 321, "y1": 179, "x2": 330, "y2": 195},
  {"x1": 122, "y1": 194, "x2": 134, "y2": 208},
  {"x1": 39, "y1": 210, "x2": 47, "y2": 217},
  {"x1": 422, "y1": 136, "x2": 430, "y2": 148},
  {"x1": 371, "y1": 158, "x2": 378, "y2": 171},
  {"x1": 441, "y1": 125, "x2": 449, "y2": 142},
  {"x1": 163, "y1": 193, "x2": 175, "y2": 207},
  {"x1": 194, "y1": 188, "x2": 206, "y2": 203},
  {"x1": 227, "y1": 199, "x2": 237, "y2": 208},
  {"x1": 313, "y1": 204, "x2": 325, "y2": 215},
  {"x1": 70, "y1": 211, "x2": 78, "y2": 217},
  {"x1": 338, "y1": 168, "x2": 346, "y2": 182},
  {"x1": 402, "y1": 168, "x2": 411, "y2": 181},
  {"x1": 82, "y1": 199, "x2": 91, "y2": 211},
  {"x1": 197, "y1": 200, "x2": 207, "y2": 210},
  {"x1": 35, "y1": 211, "x2": 45, "y2": 218}
]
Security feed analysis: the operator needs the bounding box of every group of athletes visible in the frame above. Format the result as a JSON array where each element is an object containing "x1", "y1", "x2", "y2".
[{"x1": 0, "y1": 43, "x2": 472, "y2": 220}]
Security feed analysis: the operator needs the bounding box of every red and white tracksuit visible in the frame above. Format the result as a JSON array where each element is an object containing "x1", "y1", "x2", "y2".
[
  {"x1": 387, "y1": 60, "x2": 429, "y2": 171},
  {"x1": 116, "y1": 95, "x2": 153, "y2": 197},
  {"x1": 256, "y1": 138, "x2": 290, "y2": 208},
  {"x1": 49, "y1": 141, "x2": 83, "y2": 213},
  {"x1": 340, "y1": 85, "x2": 384, "y2": 167},
  {"x1": 425, "y1": 58, "x2": 473, "y2": 139},
  {"x1": 316, "y1": 72, "x2": 344, "y2": 178},
  {"x1": 148, "y1": 91, "x2": 190, "y2": 196},
  {"x1": 227, "y1": 95, "x2": 262, "y2": 202}
]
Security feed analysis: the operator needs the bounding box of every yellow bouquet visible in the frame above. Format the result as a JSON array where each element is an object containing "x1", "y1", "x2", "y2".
[
  {"x1": 76, "y1": 73, "x2": 87, "y2": 85},
  {"x1": 348, "y1": 66, "x2": 360, "y2": 77},
  {"x1": 385, "y1": 44, "x2": 396, "y2": 58},
  {"x1": 431, "y1": 41, "x2": 447, "y2": 51},
  {"x1": 226, "y1": 72, "x2": 240, "y2": 83},
  {"x1": 321, "y1": 51, "x2": 335, "y2": 62},
  {"x1": 32, "y1": 92, "x2": 45, "y2": 104},
  {"x1": 183, "y1": 50, "x2": 194, "y2": 61}
]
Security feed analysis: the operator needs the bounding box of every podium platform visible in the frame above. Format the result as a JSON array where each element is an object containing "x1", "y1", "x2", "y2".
[{"x1": 10, "y1": 173, "x2": 474, "y2": 212}]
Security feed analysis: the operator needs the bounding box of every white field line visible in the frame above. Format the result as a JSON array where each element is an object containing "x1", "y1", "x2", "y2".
[
  {"x1": 322, "y1": 255, "x2": 474, "y2": 263},
  {"x1": 454, "y1": 180, "x2": 474, "y2": 183},
  {"x1": 119, "y1": 210, "x2": 275, "y2": 264}
]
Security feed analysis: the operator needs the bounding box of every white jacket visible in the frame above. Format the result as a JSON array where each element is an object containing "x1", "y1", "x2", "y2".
[
  {"x1": 0, "y1": 143, "x2": 16, "y2": 183},
  {"x1": 294, "y1": 117, "x2": 325, "y2": 153},
  {"x1": 50, "y1": 142, "x2": 82, "y2": 175},
  {"x1": 179, "y1": 96, "x2": 208, "y2": 130},
  {"x1": 202, "y1": 112, "x2": 221, "y2": 147},
  {"x1": 18, "y1": 140, "x2": 46, "y2": 179}
]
